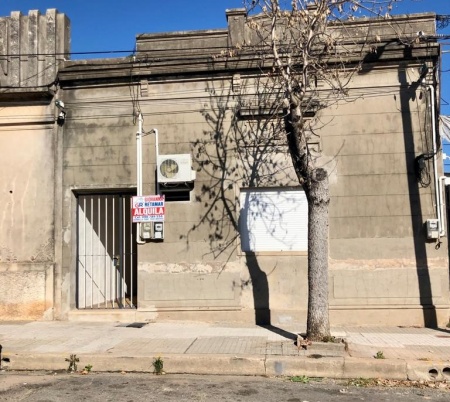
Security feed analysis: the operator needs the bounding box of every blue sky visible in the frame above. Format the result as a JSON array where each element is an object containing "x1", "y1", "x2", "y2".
[{"x1": 0, "y1": 0, "x2": 449, "y2": 114}]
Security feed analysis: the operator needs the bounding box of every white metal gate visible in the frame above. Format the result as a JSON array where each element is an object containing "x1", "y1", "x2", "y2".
[{"x1": 77, "y1": 194, "x2": 137, "y2": 309}]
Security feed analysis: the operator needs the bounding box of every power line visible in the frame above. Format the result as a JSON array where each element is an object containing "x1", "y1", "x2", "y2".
[
  {"x1": 0, "y1": 46, "x2": 231, "y2": 58},
  {"x1": 1, "y1": 36, "x2": 447, "y2": 59}
]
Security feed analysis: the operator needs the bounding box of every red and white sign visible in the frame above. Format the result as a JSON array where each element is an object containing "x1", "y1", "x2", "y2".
[{"x1": 132, "y1": 195, "x2": 165, "y2": 223}]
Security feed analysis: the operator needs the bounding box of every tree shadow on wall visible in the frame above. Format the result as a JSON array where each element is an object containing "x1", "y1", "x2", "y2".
[
  {"x1": 360, "y1": 42, "x2": 438, "y2": 328},
  {"x1": 183, "y1": 79, "x2": 298, "y2": 340}
]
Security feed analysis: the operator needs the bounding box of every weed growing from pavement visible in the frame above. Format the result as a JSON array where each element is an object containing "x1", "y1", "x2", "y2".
[
  {"x1": 347, "y1": 378, "x2": 375, "y2": 387},
  {"x1": 152, "y1": 356, "x2": 164, "y2": 375},
  {"x1": 65, "y1": 354, "x2": 79, "y2": 373},
  {"x1": 84, "y1": 364, "x2": 93, "y2": 373},
  {"x1": 290, "y1": 375, "x2": 310, "y2": 383},
  {"x1": 374, "y1": 351, "x2": 385, "y2": 359}
]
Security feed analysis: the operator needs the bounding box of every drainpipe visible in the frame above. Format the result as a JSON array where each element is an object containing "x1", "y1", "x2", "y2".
[
  {"x1": 427, "y1": 85, "x2": 445, "y2": 237},
  {"x1": 439, "y1": 176, "x2": 447, "y2": 237},
  {"x1": 152, "y1": 128, "x2": 160, "y2": 195},
  {"x1": 136, "y1": 113, "x2": 145, "y2": 244}
]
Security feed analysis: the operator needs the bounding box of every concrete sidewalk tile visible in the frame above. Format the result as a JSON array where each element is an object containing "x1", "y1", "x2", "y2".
[
  {"x1": 3, "y1": 339, "x2": 43, "y2": 353},
  {"x1": 2, "y1": 321, "x2": 450, "y2": 380},
  {"x1": 343, "y1": 357, "x2": 407, "y2": 380},
  {"x1": 266, "y1": 356, "x2": 345, "y2": 378},
  {"x1": 266, "y1": 342, "x2": 283, "y2": 355},
  {"x1": 65, "y1": 337, "x2": 124, "y2": 354},
  {"x1": 186, "y1": 337, "x2": 266, "y2": 355},
  {"x1": 281, "y1": 342, "x2": 299, "y2": 356},
  {"x1": 112, "y1": 338, "x2": 194, "y2": 355}
]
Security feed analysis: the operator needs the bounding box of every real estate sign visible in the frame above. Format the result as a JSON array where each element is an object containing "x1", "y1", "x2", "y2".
[{"x1": 132, "y1": 195, "x2": 165, "y2": 222}]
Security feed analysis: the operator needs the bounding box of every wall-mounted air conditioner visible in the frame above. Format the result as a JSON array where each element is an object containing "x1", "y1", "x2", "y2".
[{"x1": 157, "y1": 154, "x2": 196, "y2": 183}]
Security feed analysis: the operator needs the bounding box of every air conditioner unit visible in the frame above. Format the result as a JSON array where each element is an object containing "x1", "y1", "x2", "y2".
[{"x1": 157, "y1": 154, "x2": 196, "y2": 183}]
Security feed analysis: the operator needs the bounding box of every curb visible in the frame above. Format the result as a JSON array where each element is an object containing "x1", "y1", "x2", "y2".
[
  {"x1": 3, "y1": 353, "x2": 266, "y2": 376},
  {"x1": 407, "y1": 360, "x2": 450, "y2": 382},
  {"x1": 343, "y1": 357, "x2": 407, "y2": 380},
  {"x1": 3, "y1": 352, "x2": 450, "y2": 381},
  {"x1": 266, "y1": 356, "x2": 345, "y2": 378}
]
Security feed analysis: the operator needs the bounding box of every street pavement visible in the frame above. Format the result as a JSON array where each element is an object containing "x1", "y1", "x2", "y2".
[{"x1": 0, "y1": 320, "x2": 449, "y2": 381}]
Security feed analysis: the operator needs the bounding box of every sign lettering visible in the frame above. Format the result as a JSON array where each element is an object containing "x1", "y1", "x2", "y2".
[{"x1": 132, "y1": 195, "x2": 165, "y2": 223}]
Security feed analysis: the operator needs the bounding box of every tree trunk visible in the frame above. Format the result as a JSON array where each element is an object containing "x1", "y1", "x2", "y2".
[
  {"x1": 284, "y1": 103, "x2": 331, "y2": 340},
  {"x1": 306, "y1": 168, "x2": 331, "y2": 340}
]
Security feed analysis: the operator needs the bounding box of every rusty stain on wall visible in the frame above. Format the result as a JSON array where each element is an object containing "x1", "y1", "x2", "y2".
[{"x1": 0, "y1": 301, "x2": 46, "y2": 320}]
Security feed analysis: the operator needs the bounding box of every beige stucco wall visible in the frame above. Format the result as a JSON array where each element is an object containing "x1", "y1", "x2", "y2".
[
  {"x1": 0, "y1": 8, "x2": 69, "y2": 321},
  {"x1": 0, "y1": 104, "x2": 55, "y2": 320}
]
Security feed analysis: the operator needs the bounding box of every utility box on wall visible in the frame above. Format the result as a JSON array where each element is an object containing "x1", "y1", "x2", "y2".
[
  {"x1": 426, "y1": 219, "x2": 439, "y2": 239},
  {"x1": 140, "y1": 222, "x2": 164, "y2": 240},
  {"x1": 153, "y1": 222, "x2": 164, "y2": 240},
  {"x1": 141, "y1": 222, "x2": 152, "y2": 240}
]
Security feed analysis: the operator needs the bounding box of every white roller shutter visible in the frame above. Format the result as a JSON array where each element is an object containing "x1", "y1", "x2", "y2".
[{"x1": 239, "y1": 188, "x2": 308, "y2": 252}]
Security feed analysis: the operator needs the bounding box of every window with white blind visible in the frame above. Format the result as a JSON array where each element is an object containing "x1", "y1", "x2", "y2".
[{"x1": 239, "y1": 188, "x2": 308, "y2": 252}]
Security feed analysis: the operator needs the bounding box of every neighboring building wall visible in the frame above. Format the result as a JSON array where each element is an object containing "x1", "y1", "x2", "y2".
[
  {"x1": 0, "y1": 104, "x2": 55, "y2": 320},
  {"x1": 0, "y1": 10, "x2": 69, "y2": 320}
]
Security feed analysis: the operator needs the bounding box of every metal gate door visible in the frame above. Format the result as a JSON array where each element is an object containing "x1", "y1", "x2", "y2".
[{"x1": 77, "y1": 194, "x2": 137, "y2": 309}]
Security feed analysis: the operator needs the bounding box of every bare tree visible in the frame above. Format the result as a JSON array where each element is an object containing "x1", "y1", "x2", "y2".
[
  {"x1": 238, "y1": 0, "x2": 400, "y2": 340},
  {"x1": 187, "y1": 0, "x2": 420, "y2": 340}
]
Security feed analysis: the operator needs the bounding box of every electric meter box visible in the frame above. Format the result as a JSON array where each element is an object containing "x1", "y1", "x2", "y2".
[
  {"x1": 152, "y1": 222, "x2": 164, "y2": 240},
  {"x1": 426, "y1": 219, "x2": 439, "y2": 240},
  {"x1": 139, "y1": 221, "x2": 164, "y2": 240},
  {"x1": 141, "y1": 222, "x2": 152, "y2": 240}
]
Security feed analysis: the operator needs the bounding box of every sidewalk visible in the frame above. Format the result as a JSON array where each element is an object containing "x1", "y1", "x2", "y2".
[{"x1": 1, "y1": 320, "x2": 449, "y2": 381}]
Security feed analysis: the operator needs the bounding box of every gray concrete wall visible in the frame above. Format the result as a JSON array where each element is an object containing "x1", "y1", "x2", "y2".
[
  {"x1": 54, "y1": 9, "x2": 448, "y2": 326},
  {"x1": 58, "y1": 65, "x2": 449, "y2": 326},
  {"x1": 324, "y1": 70, "x2": 449, "y2": 326}
]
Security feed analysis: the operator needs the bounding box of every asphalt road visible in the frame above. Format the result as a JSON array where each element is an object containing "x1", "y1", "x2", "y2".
[{"x1": 0, "y1": 372, "x2": 449, "y2": 401}]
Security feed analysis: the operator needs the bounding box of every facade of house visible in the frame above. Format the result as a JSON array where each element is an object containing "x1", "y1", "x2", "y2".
[{"x1": 0, "y1": 8, "x2": 449, "y2": 327}]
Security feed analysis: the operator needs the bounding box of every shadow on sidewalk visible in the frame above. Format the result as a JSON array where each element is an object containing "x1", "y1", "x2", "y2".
[
  {"x1": 259, "y1": 325, "x2": 298, "y2": 340},
  {"x1": 430, "y1": 327, "x2": 450, "y2": 335}
]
